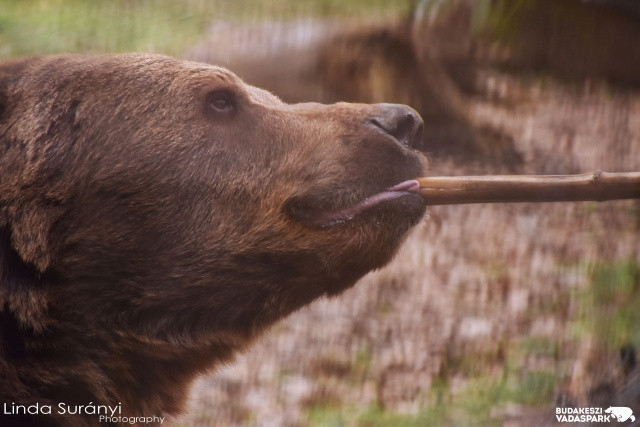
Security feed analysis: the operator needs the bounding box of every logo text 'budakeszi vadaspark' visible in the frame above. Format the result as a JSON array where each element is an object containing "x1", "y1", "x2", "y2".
[{"x1": 556, "y1": 406, "x2": 636, "y2": 423}]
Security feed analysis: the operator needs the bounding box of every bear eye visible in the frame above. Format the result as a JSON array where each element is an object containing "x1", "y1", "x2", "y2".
[{"x1": 206, "y1": 90, "x2": 235, "y2": 115}]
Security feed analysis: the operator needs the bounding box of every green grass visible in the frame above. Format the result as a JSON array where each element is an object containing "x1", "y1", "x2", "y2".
[
  {"x1": 307, "y1": 402, "x2": 449, "y2": 427},
  {"x1": 304, "y1": 318, "x2": 570, "y2": 427},
  {"x1": 306, "y1": 358, "x2": 558, "y2": 427},
  {"x1": 519, "y1": 336, "x2": 558, "y2": 358},
  {"x1": 0, "y1": 0, "x2": 415, "y2": 58},
  {"x1": 475, "y1": 0, "x2": 536, "y2": 44},
  {"x1": 574, "y1": 259, "x2": 640, "y2": 349}
]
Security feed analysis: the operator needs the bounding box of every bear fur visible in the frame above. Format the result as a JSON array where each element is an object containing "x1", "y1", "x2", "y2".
[{"x1": 0, "y1": 53, "x2": 426, "y2": 426}]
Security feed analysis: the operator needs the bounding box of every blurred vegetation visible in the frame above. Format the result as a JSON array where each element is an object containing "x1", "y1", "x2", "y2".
[
  {"x1": 304, "y1": 260, "x2": 640, "y2": 426},
  {"x1": 0, "y1": 0, "x2": 415, "y2": 58},
  {"x1": 305, "y1": 377, "x2": 552, "y2": 426},
  {"x1": 476, "y1": 0, "x2": 536, "y2": 44},
  {"x1": 574, "y1": 259, "x2": 640, "y2": 350},
  {"x1": 2, "y1": 1, "x2": 638, "y2": 425},
  {"x1": 305, "y1": 352, "x2": 558, "y2": 426},
  {"x1": 477, "y1": 0, "x2": 640, "y2": 87}
]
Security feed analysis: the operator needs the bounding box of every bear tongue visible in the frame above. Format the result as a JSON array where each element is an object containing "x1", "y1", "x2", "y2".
[
  {"x1": 315, "y1": 180, "x2": 420, "y2": 226},
  {"x1": 386, "y1": 180, "x2": 421, "y2": 193}
]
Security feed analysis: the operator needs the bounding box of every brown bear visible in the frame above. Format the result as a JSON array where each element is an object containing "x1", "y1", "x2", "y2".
[{"x1": 0, "y1": 53, "x2": 426, "y2": 426}]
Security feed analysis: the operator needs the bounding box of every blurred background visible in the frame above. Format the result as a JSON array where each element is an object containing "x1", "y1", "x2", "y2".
[{"x1": 2, "y1": 0, "x2": 639, "y2": 425}]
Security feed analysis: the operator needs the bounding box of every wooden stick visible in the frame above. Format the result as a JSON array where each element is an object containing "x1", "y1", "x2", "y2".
[{"x1": 418, "y1": 171, "x2": 640, "y2": 205}]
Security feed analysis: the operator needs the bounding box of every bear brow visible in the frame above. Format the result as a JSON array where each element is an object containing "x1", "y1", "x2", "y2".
[
  {"x1": 247, "y1": 87, "x2": 282, "y2": 106},
  {"x1": 187, "y1": 66, "x2": 240, "y2": 87},
  {"x1": 208, "y1": 67, "x2": 239, "y2": 84},
  {"x1": 211, "y1": 71, "x2": 234, "y2": 83}
]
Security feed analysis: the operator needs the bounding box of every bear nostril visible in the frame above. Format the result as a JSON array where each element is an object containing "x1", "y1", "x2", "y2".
[
  {"x1": 369, "y1": 104, "x2": 424, "y2": 150},
  {"x1": 393, "y1": 114, "x2": 421, "y2": 148}
]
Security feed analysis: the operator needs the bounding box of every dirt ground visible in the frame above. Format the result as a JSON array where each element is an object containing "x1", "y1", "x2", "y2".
[{"x1": 169, "y1": 69, "x2": 640, "y2": 426}]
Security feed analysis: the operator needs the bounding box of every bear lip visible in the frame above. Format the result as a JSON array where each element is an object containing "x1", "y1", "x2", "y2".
[{"x1": 312, "y1": 179, "x2": 422, "y2": 227}]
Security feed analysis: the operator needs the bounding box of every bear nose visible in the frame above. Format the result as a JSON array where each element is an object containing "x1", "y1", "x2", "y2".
[{"x1": 369, "y1": 104, "x2": 424, "y2": 150}]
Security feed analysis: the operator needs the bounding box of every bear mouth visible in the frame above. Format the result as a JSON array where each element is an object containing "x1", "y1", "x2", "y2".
[{"x1": 287, "y1": 179, "x2": 425, "y2": 228}]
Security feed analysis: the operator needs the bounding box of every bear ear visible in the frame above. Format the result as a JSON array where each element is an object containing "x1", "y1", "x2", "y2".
[
  {"x1": 0, "y1": 79, "x2": 6, "y2": 119},
  {"x1": 0, "y1": 227, "x2": 46, "y2": 292},
  {"x1": 0, "y1": 55, "x2": 53, "y2": 286},
  {"x1": 0, "y1": 226, "x2": 51, "y2": 335},
  {"x1": 0, "y1": 58, "x2": 25, "y2": 116},
  {"x1": 0, "y1": 57, "x2": 58, "y2": 276},
  {"x1": 0, "y1": 57, "x2": 41, "y2": 119},
  {"x1": 0, "y1": 68, "x2": 9, "y2": 120},
  {"x1": 0, "y1": 57, "x2": 36, "y2": 77}
]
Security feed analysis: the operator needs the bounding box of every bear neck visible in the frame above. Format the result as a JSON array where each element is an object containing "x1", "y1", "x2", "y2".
[
  {"x1": 0, "y1": 229, "x2": 365, "y2": 421},
  {"x1": 0, "y1": 268, "x2": 348, "y2": 422},
  {"x1": 1, "y1": 300, "x2": 238, "y2": 422}
]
